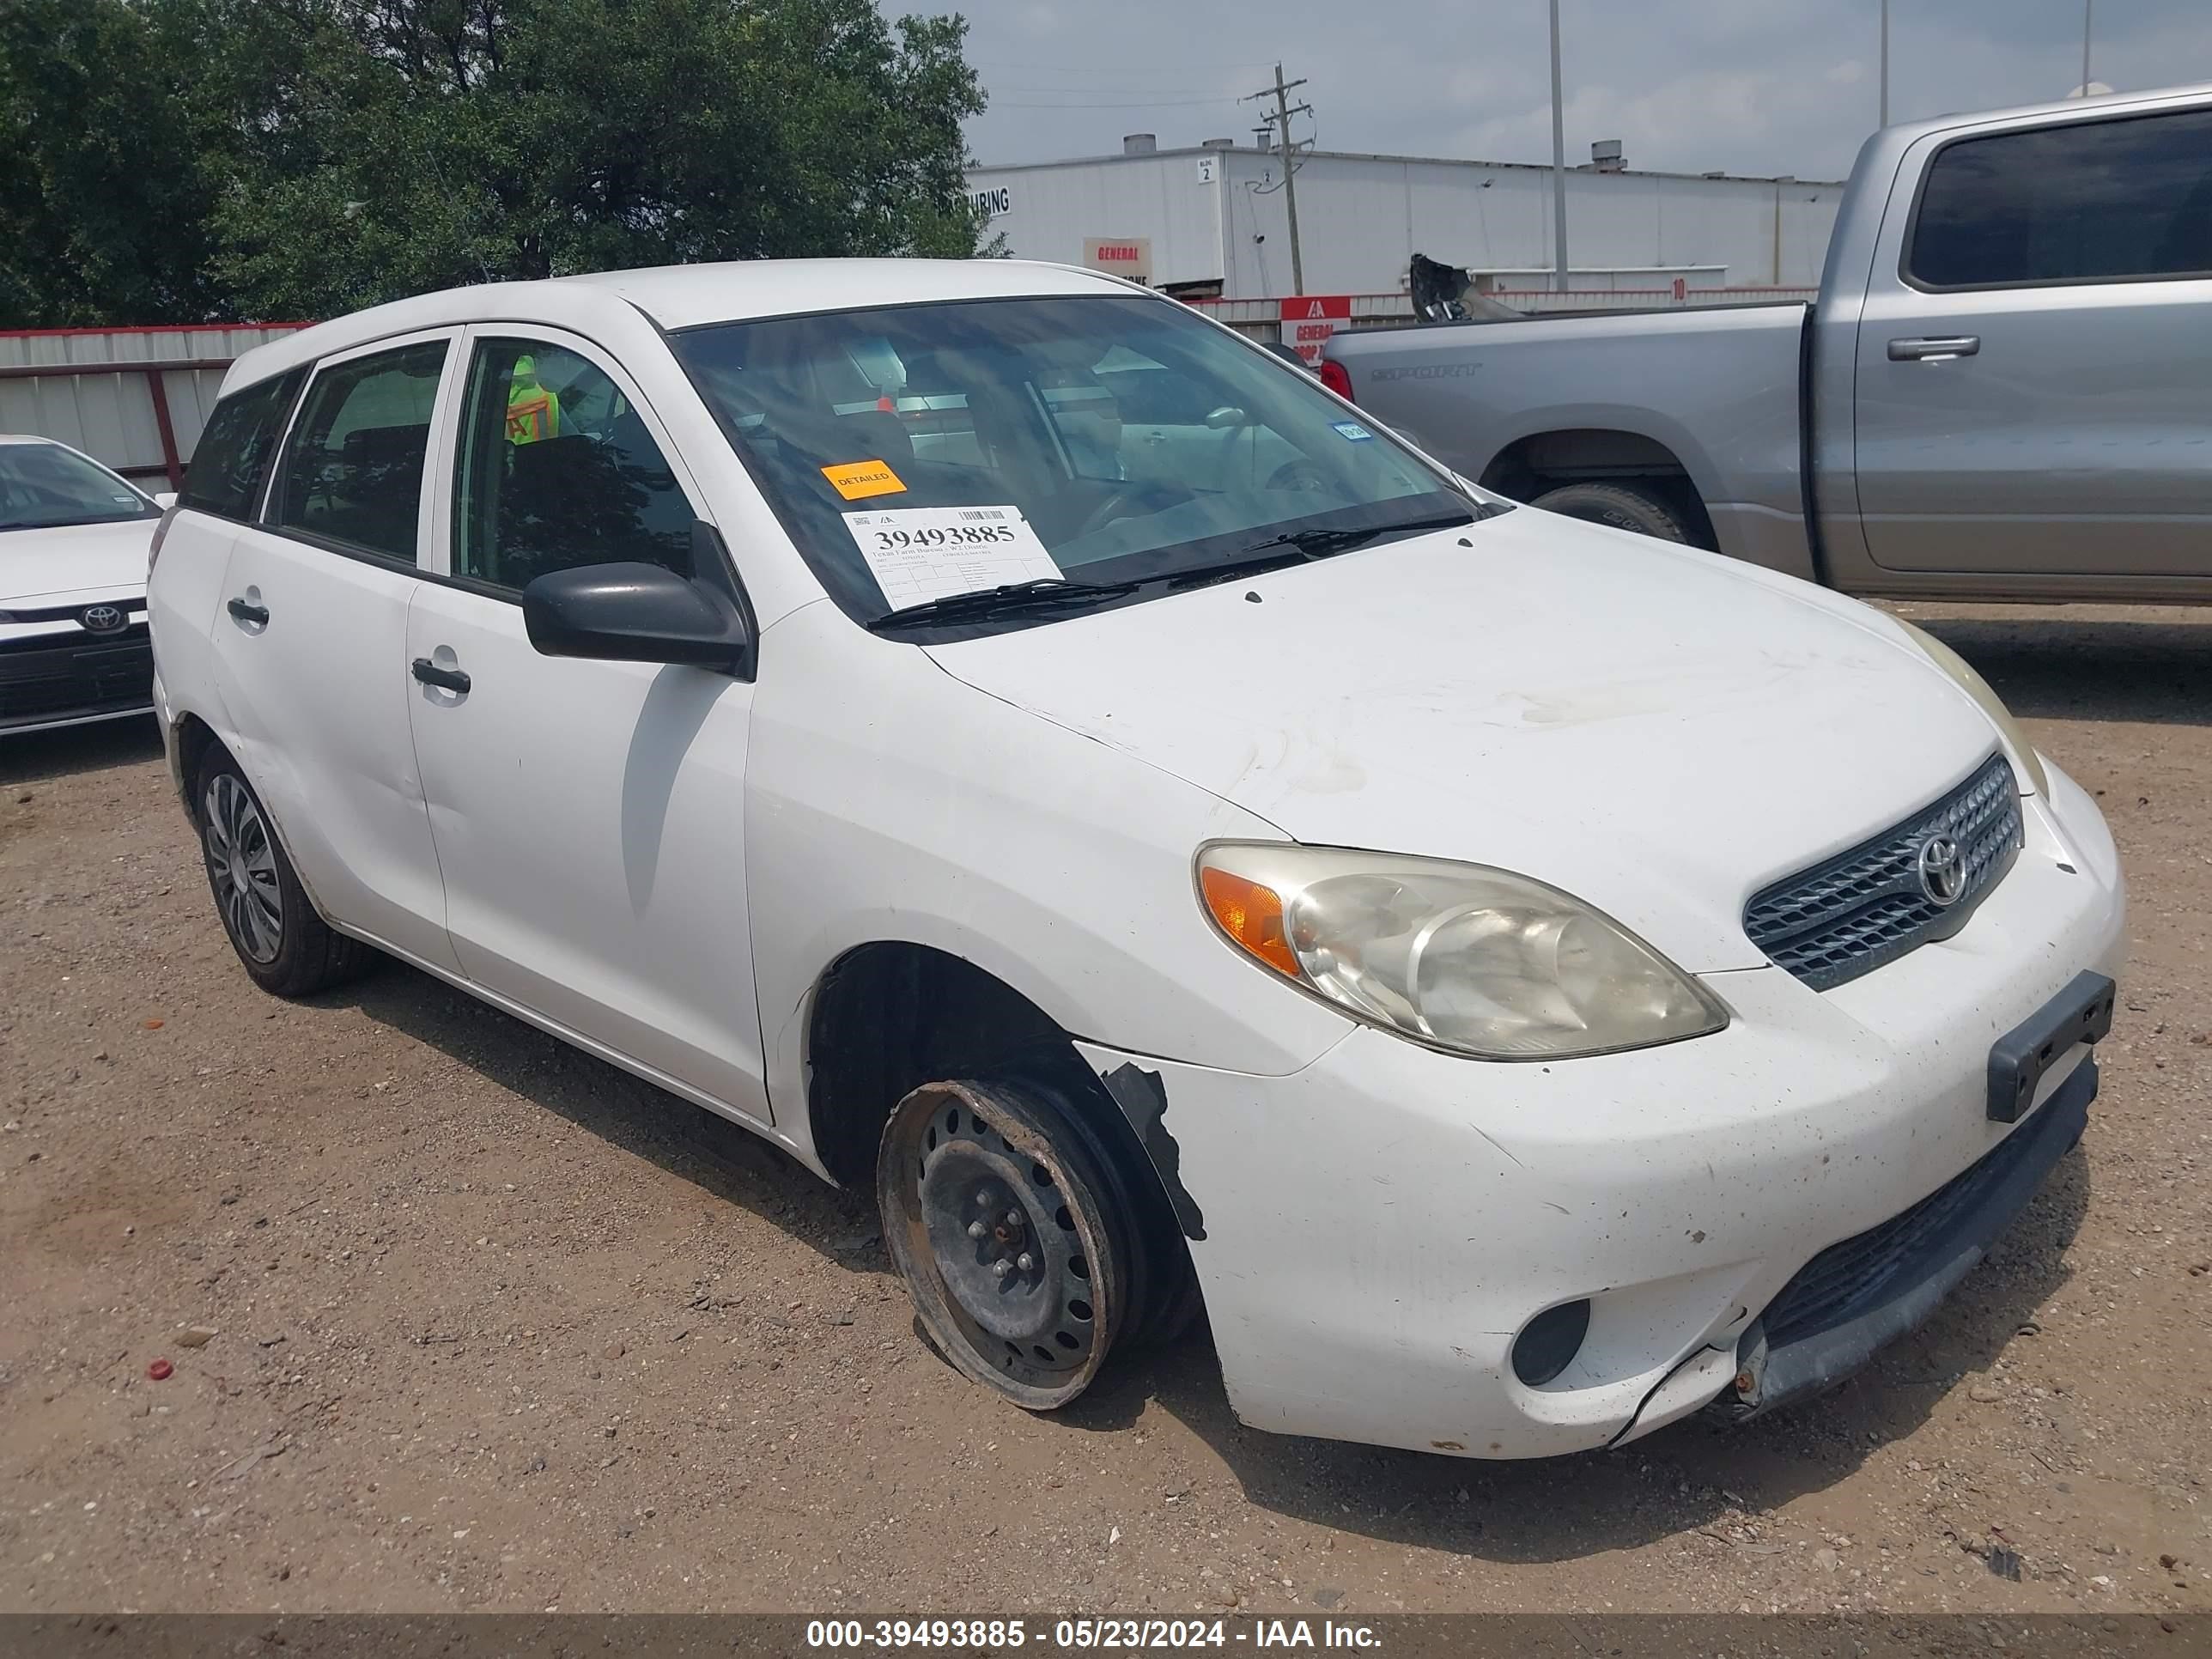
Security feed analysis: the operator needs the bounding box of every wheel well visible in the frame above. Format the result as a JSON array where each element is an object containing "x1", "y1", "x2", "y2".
[
  {"x1": 1479, "y1": 428, "x2": 1717, "y2": 549},
  {"x1": 175, "y1": 714, "x2": 222, "y2": 821},
  {"x1": 806, "y1": 942, "x2": 1093, "y2": 1190}
]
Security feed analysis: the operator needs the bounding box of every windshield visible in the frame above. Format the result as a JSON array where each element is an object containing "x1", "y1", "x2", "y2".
[
  {"x1": 0, "y1": 442, "x2": 158, "y2": 532},
  {"x1": 672, "y1": 295, "x2": 1491, "y2": 632}
]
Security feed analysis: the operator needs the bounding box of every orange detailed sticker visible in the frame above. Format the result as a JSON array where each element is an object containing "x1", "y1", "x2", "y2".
[{"x1": 822, "y1": 459, "x2": 907, "y2": 501}]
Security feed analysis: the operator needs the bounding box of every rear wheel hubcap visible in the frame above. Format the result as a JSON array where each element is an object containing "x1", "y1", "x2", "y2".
[{"x1": 204, "y1": 773, "x2": 283, "y2": 963}]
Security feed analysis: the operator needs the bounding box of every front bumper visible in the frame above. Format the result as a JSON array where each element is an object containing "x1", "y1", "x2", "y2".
[
  {"x1": 0, "y1": 626, "x2": 153, "y2": 735},
  {"x1": 1078, "y1": 763, "x2": 2126, "y2": 1459}
]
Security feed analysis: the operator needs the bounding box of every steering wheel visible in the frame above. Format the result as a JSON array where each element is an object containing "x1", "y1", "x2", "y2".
[{"x1": 1072, "y1": 478, "x2": 1192, "y2": 540}]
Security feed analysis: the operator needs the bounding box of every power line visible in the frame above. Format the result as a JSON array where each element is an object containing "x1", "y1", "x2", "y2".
[
  {"x1": 972, "y1": 56, "x2": 1273, "y2": 72},
  {"x1": 988, "y1": 95, "x2": 1242, "y2": 109}
]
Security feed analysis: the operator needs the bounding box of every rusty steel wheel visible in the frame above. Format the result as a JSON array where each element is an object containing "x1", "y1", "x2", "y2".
[{"x1": 878, "y1": 1076, "x2": 1129, "y2": 1410}]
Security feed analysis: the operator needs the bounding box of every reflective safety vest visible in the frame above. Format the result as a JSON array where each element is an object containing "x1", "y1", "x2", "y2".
[{"x1": 506, "y1": 383, "x2": 560, "y2": 444}]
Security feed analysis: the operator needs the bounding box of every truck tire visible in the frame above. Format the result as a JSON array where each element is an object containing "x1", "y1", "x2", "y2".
[{"x1": 1528, "y1": 481, "x2": 1691, "y2": 544}]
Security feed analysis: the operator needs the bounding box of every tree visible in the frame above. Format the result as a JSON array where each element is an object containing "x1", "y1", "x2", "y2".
[
  {"x1": 0, "y1": 0, "x2": 988, "y2": 326},
  {"x1": 205, "y1": 0, "x2": 990, "y2": 319},
  {"x1": 0, "y1": 0, "x2": 232, "y2": 325}
]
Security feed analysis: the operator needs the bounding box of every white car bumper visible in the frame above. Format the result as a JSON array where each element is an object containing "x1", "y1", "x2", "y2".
[{"x1": 1079, "y1": 761, "x2": 2126, "y2": 1458}]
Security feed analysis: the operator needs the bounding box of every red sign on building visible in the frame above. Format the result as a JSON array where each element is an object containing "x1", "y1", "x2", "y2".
[{"x1": 1279, "y1": 295, "x2": 1353, "y2": 364}]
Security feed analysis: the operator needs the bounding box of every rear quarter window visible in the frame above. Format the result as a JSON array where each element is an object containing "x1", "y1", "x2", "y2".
[{"x1": 179, "y1": 368, "x2": 306, "y2": 521}]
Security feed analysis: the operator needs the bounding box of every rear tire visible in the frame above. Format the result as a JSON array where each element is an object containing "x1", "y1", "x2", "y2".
[
  {"x1": 1528, "y1": 480, "x2": 1691, "y2": 544},
  {"x1": 878, "y1": 1065, "x2": 1194, "y2": 1410},
  {"x1": 194, "y1": 748, "x2": 369, "y2": 998}
]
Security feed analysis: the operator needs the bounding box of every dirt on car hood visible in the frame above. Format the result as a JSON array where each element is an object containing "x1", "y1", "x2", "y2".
[{"x1": 926, "y1": 512, "x2": 2007, "y2": 973}]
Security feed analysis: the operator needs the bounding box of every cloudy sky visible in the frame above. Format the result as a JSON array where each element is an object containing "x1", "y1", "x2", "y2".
[{"x1": 958, "y1": 0, "x2": 2212, "y2": 180}]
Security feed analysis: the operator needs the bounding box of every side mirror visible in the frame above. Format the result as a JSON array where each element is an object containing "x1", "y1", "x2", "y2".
[
  {"x1": 153, "y1": 491, "x2": 179, "y2": 509},
  {"x1": 1261, "y1": 343, "x2": 1314, "y2": 373},
  {"x1": 522, "y1": 542, "x2": 755, "y2": 676}
]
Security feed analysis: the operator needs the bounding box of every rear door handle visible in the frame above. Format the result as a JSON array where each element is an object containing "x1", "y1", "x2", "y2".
[
  {"x1": 1888, "y1": 335, "x2": 1981, "y2": 362},
  {"x1": 226, "y1": 597, "x2": 269, "y2": 625},
  {"x1": 410, "y1": 657, "x2": 471, "y2": 694}
]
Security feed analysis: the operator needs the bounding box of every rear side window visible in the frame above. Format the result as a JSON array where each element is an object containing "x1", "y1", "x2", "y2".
[
  {"x1": 1909, "y1": 107, "x2": 2212, "y2": 289},
  {"x1": 179, "y1": 368, "x2": 303, "y2": 521},
  {"x1": 450, "y1": 338, "x2": 694, "y2": 591},
  {"x1": 270, "y1": 341, "x2": 448, "y2": 562}
]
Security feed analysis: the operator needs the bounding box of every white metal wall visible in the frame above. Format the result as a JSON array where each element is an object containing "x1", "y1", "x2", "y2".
[
  {"x1": 975, "y1": 152, "x2": 1227, "y2": 290},
  {"x1": 0, "y1": 325, "x2": 308, "y2": 479},
  {"x1": 970, "y1": 149, "x2": 1844, "y2": 298}
]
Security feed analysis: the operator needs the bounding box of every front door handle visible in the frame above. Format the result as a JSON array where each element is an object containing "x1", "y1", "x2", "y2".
[
  {"x1": 226, "y1": 597, "x2": 269, "y2": 625},
  {"x1": 410, "y1": 657, "x2": 471, "y2": 694},
  {"x1": 1888, "y1": 335, "x2": 1981, "y2": 362}
]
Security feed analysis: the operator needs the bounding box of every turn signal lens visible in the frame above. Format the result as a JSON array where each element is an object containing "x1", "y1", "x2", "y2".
[
  {"x1": 1318, "y1": 359, "x2": 1355, "y2": 402},
  {"x1": 1199, "y1": 866, "x2": 1299, "y2": 977}
]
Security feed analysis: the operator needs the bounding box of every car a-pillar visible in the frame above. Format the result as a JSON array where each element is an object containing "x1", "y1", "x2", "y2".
[{"x1": 805, "y1": 941, "x2": 1201, "y2": 1407}]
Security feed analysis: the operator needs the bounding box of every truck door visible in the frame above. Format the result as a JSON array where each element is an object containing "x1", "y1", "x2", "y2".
[{"x1": 1852, "y1": 101, "x2": 2212, "y2": 581}]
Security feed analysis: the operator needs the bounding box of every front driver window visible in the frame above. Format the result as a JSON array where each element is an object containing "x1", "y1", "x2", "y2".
[{"x1": 452, "y1": 340, "x2": 695, "y2": 591}]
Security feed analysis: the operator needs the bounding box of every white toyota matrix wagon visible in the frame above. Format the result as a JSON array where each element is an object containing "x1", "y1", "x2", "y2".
[{"x1": 147, "y1": 260, "x2": 2126, "y2": 1458}]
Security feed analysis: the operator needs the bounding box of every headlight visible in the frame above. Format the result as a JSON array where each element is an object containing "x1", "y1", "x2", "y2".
[
  {"x1": 1894, "y1": 619, "x2": 2047, "y2": 798},
  {"x1": 1196, "y1": 843, "x2": 1728, "y2": 1060}
]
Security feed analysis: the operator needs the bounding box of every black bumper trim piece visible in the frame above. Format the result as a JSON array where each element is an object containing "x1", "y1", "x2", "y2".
[
  {"x1": 1729, "y1": 1057, "x2": 2094, "y2": 1422},
  {"x1": 1989, "y1": 970, "x2": 2115, "y2": 1123}
]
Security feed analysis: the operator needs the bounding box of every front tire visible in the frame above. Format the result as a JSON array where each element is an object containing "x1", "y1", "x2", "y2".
[
  {"x1": 1528, "y1": 480, "x2": 1691, "y2": 544},
  {"x1": 878, "y1": 1072, "x2": 1161, "y2": 1410},
  {"x1": 195, "y1": 749, "x2": 369, "y2": 997}
]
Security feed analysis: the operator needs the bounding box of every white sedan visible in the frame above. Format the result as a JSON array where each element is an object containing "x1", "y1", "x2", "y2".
[
  {"x1": 145, "y1": 259, "x2": 2125, "y2": 1458},
  {"x1": 1, "y1": 435, "x2": 170, "y2": 735}
]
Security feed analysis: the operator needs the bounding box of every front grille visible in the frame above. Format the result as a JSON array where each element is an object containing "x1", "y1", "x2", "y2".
[
  {"x1": 0, "y1": 628, "x2": 153, "y2": 726},
  {"x1": 1759, "y1": 1067, "x2": 2080, "y2": 1350},
  {"x1": 1743, "y1": 753, "x2": 2021, "y2": 991}
]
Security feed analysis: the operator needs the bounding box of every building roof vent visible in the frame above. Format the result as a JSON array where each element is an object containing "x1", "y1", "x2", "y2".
[
  {"x1": 1591, "y1": 138, "x2": 1625, "y2": 173},
  {"x1": 1200, "y1": 137, "x2": 1236, "y2": 149},
  {"x1": 1122, "y1": 132, "x2": 1158, "y2": 155}
]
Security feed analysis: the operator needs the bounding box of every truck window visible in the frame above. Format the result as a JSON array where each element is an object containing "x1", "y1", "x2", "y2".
[{"x1": 1908, "y1": 107, "x2": 2212, "y2": 290}]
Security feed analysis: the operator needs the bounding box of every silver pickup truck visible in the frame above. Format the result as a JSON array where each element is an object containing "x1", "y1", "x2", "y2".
[{"x1": 1324, "y1": 82, "x2": 2212, "y2": 603}]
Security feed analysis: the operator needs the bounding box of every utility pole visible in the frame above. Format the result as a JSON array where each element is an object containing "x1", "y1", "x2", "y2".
[
  {"x1": 2081, "y1": 0, "x2": 2094, "y2": 94},
  {"x1": 1879, "y1": 0, "x2": 1889, "y2": 127},
  {"x1": 1243, "y1": 64, "x2": 1311, "y2": 295},
  {"x1": 1548, "y1": 0, "x2": 1570, "y2": 293}
]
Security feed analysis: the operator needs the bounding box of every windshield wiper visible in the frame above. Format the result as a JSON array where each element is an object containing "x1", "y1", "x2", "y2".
[
  {"x1": 867, "y1": 576, "x2": 1141, "y2": 632},
  {"x1": 1168, "y1": 511, "x2": 1479, "y2": 591}
]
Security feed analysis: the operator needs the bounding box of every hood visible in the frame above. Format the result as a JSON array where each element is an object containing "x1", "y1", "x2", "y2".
[
  {"x1": 926, "y1": 514, "x2": 2004, "y2": 973},
  {"x1": 0, "y1": 517, "x2": 157, "y2": 608}
]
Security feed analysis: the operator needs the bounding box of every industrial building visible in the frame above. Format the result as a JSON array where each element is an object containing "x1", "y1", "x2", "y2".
[{"x1": 966, "y1": 136, "x2": 1844, "y2": 301}]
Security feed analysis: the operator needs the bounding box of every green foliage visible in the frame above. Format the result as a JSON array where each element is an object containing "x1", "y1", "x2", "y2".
[
  {"x1": 0, "y1": 0, "x2": 988, "y2": 326},
  {"x1": 0, "y1": 0, "x2": 232, "y2": 325}
]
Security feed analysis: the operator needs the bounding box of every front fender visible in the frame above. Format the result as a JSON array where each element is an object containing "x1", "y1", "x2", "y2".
[{"x1": 744, "y1": 605, "x2": 1354, "y2": 1139}]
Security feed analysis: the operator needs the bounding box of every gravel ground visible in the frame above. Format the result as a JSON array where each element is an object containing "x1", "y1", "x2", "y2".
[{"x1": 1, "y1": 601, "x2": 2206, "y2": 1617}]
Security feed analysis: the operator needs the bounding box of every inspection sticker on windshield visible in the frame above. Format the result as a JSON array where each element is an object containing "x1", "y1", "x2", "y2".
[
  {"x1": 1331, "y1": 420, "x2": 1375, "y2": 441},
  {"x1": 822, "y1": 459, "x2": 907, "y2": 501},
  {"x1": 843, "y1": 505, "x2": 1063, "y2": 608}
]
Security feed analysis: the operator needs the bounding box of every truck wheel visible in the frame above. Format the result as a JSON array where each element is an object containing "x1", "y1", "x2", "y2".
[
  {"x1": 1529, "y1": 481, "x2": 1691, "y2": 544},
  {"x1": 195, "y1": 749, "x2": 370, "y2": 998},
  {"x1": 878, "y1": 1068, "x2": 1184, "y2": 1410}
]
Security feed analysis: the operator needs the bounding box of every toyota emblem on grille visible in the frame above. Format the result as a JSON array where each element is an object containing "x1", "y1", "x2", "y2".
[
  {"x1": 80, "y1": 604, "x2": 127, "y2": 635},
  {"x1": 1917, "y1": 835, "x2": 1966, "y2": 907}
]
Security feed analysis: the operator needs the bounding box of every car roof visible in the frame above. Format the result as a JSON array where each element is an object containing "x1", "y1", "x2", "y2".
[
  {"x1": 0, "y1": 433, "x2": 67, "y2": 446},
  {"x1": 224, "y1": 258, "x2": 1141, "y2": 392}
]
